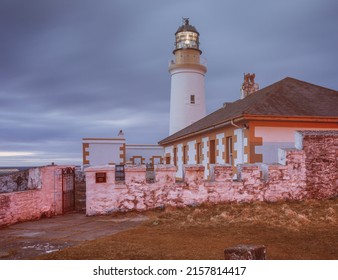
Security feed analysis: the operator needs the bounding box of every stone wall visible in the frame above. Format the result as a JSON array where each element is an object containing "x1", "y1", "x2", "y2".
[
  {"x1": 297, "y1": 131, "x2": 338, "y2": 199},
  {"x1": 0, "y1": 165, "x2": 73, "y2": 227},
  {"x1": 85, "y1": 130, "x2": 338, "y2": 215},
  {"x1": 0, "y1": 169, "x2": 29, "y2": 193}
]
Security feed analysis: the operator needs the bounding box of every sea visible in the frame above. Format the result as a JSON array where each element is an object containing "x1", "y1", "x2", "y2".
[{"x1": 0, "y1": 166, "x2": 37, "y2": 176}]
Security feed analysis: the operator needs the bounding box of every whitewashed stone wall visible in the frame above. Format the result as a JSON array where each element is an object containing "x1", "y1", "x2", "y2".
[
  {"x1": 85, "y1": 131, "x2": 338, "y2": 215},
  {"x1": 0, "y1": 165, "x2": 73, "y2": 227}
]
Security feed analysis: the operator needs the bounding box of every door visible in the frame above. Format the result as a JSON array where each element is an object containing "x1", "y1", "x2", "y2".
[{"x1": 62, "y1": 167, "x2": 75, "y2": 213}]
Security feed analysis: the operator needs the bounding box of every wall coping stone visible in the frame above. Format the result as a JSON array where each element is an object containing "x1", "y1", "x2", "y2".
[
  {"x1": 154, "y1": 164, "x2": 177, "y2": 171},
  {"x1": 125, "y1": 164, "x2": 146, "y2": 172},
  {"x1": 85, "y1": 165, "x2": 115, "y2": 172},
  {"x1": 183, "y1": 164, "x2": 205, "y2": 171},
  {"x1": 295, "y1": 130, "x2": 338, "y2": 149},
  {"x1": 298, "y1": 130, "x2": 338, "y2": 136}
]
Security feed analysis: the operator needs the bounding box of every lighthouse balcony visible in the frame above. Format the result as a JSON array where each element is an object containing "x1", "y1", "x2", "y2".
[{"x1": 168, "y1": 57, "x2": 207, "y2": 68}]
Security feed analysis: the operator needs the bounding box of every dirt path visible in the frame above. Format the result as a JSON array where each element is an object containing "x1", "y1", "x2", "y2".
[
  {"x1": 2, "y1": 200, "x2": 338, "y2": 260},
  {"x1": 0, "y1": 213, "x2": 147, "y2": 259}
]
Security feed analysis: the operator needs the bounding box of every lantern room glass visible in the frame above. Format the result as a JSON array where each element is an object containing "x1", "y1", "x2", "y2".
[{"x1": 175, "y1": 31, "x2": 199, "y2": 50}]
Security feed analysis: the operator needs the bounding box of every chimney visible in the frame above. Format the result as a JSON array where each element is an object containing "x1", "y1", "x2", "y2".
[
  {"x1": 117, "y1": 129, "x2": 124, "y2": 138},
  {"x1": 240, "y1": 73, "x2": 259, "y2": 99}
]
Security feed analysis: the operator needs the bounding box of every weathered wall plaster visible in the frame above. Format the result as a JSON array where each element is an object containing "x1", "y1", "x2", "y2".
[
  {"x1": 300, "y1": 131, "x2": 338, "y2": 199},
  {"x1": 0, "y1": 165, "x2": 73, "y2": 227},
  {"x1": 85, "y1": 131, "x2": 338, "y2": 215},
  {"x1": 0, "y1": 169, "x2": 29, "y2": 193}
]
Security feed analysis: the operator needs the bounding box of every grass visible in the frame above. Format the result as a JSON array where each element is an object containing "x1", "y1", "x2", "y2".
[{"x1": 38, "y1": 198, "x2": 338, "y2": 260}]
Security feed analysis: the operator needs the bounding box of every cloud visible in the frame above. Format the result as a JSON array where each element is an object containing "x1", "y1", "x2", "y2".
[
  {"x1": 0, "y1": 0, "x2": 337, "y2": 166},
  {"x1": 0, "y1": 152, "x2": 36, "y2": 157}
]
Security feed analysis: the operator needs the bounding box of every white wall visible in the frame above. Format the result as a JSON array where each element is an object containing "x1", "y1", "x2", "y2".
[
  {"x1": 187, "y1": 140, "x2": 196, "y2": 164},
  {"x1": 216, "y1": 133, "x2": 225, "y2": 164},
  {"x1": 84, "y1": 139, "x2": 163, "y2": 166},
  {"x1": 176, "y1": 143, "x2": 183, "y2": 178},
  {"x1": 255, "y1": 127, "x2": 302, "y2": 163},
  {"x1": 169, "y1": 68, "x2": 206, "y2": 134},
  {"x1": 88, "y1": 143, "x2": 122, "y2": 166},
  {"x1": 126, "y1": 145, "x2": 164, "y2": 164},
  {"x1": 233, "y1": 128, "x2": 248, "y2": 165},
  {"x1": 201, "y1": 136, "x2": 209, "y2": 178},
  {"x1": 234, "y1": 129, "x2": 243, "y2": 165}
]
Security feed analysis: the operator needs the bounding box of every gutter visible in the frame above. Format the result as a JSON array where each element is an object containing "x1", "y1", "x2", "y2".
[
  {"x1": 159, "y1": 116, "x2": 244, "y2": 145},
  {"x1": 230, "y1": 119, "x2": 241, "y2": 128},
  {"x1": 242, "y1": 114, "x2": 338, "y2": 122}
]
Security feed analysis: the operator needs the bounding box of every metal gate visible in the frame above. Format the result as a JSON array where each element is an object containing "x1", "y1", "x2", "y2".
[
  {"x1": 62, "y1": 167, "x2": 75, "y2": 213},
  {"x1": 115, "y1": 165, "x2": 125, "y2": 181}
]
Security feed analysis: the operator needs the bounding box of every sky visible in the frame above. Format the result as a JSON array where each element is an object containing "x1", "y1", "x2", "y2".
[{"x1": 1, "y1": 0, "x2": 337, "y2": 167}]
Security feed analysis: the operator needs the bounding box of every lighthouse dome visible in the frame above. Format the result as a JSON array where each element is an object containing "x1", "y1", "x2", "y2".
[{"x1": 175, "y1": 18, "x2": 199, "y2": 35}]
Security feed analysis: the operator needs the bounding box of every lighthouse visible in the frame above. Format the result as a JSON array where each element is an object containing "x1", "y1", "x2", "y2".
[{"x1": 168, "y1": 18, "x2": 207, "y2": 135}]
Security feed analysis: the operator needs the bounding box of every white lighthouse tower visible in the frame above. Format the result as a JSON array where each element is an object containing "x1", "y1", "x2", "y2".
[{"x1": 169, "y1": 18, "x2": 207, "y2": 135}]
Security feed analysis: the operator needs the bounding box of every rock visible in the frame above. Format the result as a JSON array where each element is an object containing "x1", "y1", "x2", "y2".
[
  {"x1": 224, "y1": 244, "x2": 266, "y2": 260},
  {"x1": 0, "y1": 251, "x2": 10, "y2": 258}
]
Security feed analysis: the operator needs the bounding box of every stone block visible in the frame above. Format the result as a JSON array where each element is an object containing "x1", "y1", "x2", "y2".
[
  {"x1": 154, "y1": 164, "x2": 176, "y2": 184},
  {"x1": 183, "y1": 165, "x2": 205, "y2": 187},
  {"x1": 210, "y1": 164, "x2": 233, "y2": 182},
  {"x1": 224, "y1": 244, "x2": 266, "y2": 260},
  {"x1": 125, "y1": 164, "x2": 146, "y2": 185},
  {"x1": 237, "y1": 164, "x2": 260, "y2": 181}
]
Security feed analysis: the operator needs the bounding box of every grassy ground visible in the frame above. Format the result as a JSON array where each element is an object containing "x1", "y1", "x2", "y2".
[{"x1": 38, "y1": 199, "x2": 338, "y2": 260}]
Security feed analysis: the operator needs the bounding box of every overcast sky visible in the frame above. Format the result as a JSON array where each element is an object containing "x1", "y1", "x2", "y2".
[{"x1": 1, "y1": 0, "x2": 337, "y2": 166}]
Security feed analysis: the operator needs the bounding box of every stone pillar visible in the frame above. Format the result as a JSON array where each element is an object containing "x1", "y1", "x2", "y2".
[
  {"x1": 300, "y1": 131, "x2": 338, "y2": 199},
  {"x1": 237, "y1": 164, "x2": 261, "y2": 184},
  {"x1": 237, "y1": 164, "x2": 264, "y2": 201},
  {"x1": 183, "y1": 164, "x2": 205, "y2": 188},
  {"x1": 85, "y1": 165, "x2": 116, "y2": 216},
  {"x1": 124, "y1": 164, "x2": 146, "y2": 185},
  {"x1": 154, "y1": 164, "x2": 177, "y2": 184},
  {"x1": 224, "y1": 245, "x2": 266, "y2": 260},
  {"x1": 210, "y1": 164, "x2": 233, "y2": 182},
  {"x1": 85, "y1": 165, "x2": 115, "y2": 185}
]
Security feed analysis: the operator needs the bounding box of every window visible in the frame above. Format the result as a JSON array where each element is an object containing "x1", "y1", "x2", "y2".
[
  {"x1": 209, "y1": 140, "x2": 216, "y2": 164},
  {"x1": 173, "y1": 147, "x2": 177, "y2": 166},
  {"x1": 196, "y1": 142, "x2": 202, "y2": 164},
  {"x1": 183, "y1": 145, "x2": 188, "y2": 164},
  {"x1": 190, "y1": 94, "x2": 195, "y2": 104},
  {"x1": 226, "y1": 136, "x2": 233, "y2": 165}
]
